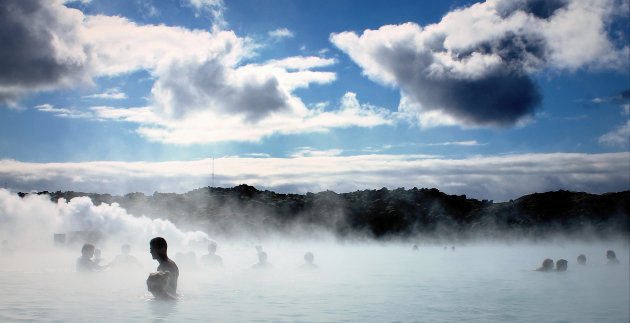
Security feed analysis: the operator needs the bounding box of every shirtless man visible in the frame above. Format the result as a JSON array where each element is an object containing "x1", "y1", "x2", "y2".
[{"x1": 149, "y1": 237, "x2": 179, "y2": 295}]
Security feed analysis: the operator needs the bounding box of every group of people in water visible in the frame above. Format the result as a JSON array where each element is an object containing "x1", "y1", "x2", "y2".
[
  {"x1": 76, "y1": 237, "x2": 319, "y2": 300},
  {"x1": 74, "y1": 239, "x2": 624, "y2": 300},
  {"x1": 536, "y1": 250, "x2": 620, "y2": 272}
]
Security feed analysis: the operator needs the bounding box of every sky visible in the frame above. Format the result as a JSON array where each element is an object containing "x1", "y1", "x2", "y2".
[{"x1": 0, "y1": 0, "x2": 628, "y2": 201}]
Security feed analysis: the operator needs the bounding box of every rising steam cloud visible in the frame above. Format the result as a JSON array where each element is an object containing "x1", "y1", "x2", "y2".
[{"x1": 0, "y1": 189, "x2": 208, "y2": 250}]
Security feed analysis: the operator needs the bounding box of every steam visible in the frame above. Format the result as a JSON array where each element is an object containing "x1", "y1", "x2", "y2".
[{"x1": 0, "y1": 188, "x2": 208, "y2": 251}]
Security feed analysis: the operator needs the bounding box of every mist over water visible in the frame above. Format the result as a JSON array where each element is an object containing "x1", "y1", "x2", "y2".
[{"x1": 1, "y1": 189, "x2": 628, "y2": 322}]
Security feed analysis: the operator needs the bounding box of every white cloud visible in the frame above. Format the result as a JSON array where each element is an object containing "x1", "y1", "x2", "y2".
[
  {"x1": 599, "y1": 120, "x2": 630, "y2": 147},
  {"x1": 1, "y1": 152, "x2": 628, "y2": 201},
  {"x1": 181, "y1": 0, "x2": 227, "y2": 30},
  {"x1": 268, "y1": 28, "x2": 295, "y2": 39},
  {"x1": 289, "y1": 147, "x2": 344, "y2": 158},
  {"x1": 83, "y1": 88, "x2": 127, "y2": 100},
  {"x1": 427, "y1": 140, "x2": 485, "y2": 147},
  {"x1": 34, "y1": 104, "x2": 93, "y2": 119},
  {"x1": 92, "y1": 92, "x2": 393, "y2": 144},
  {"x1": 330, "y1": 0, "x2": 628, "y2": 128}
]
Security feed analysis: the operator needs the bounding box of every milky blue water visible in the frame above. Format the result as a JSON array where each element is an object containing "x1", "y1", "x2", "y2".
[{"x1": 0, "y1": 241, "x2": 628, "y2": 322}]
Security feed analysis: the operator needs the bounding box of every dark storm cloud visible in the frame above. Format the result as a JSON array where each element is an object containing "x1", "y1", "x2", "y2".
[
  {"x1": 332, "y1": 0, "x2": 626, "y2": 128},
  {"x1": 0, "y1": 0, "x2": 88, "y2": 105},
  {"x1": 369, "y1": 33, "x2": 542, "y2": 126}
]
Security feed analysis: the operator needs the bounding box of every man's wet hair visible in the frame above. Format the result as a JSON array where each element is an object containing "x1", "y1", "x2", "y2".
[{"x1": 150, "y1": 237, "x2": 168, "y2": 249}]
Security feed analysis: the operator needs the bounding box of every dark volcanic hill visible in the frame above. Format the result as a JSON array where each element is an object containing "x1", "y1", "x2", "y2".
[{"x1": 21, "y1": 185, "x2": 629, "y2": 240}]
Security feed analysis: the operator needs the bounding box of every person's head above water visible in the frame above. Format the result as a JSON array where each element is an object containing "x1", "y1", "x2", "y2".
[
  {"x1": 537, "y1": 258, "x2": 554, "y2": 271},
  {"x1": 304, "y1": 252, "x2": 314, "y2": 264},
  {"x1": 207, "y1": 241, "x2": 217, "y2": 254},
  {"x1": 150, "y1": 237, "x2": 169, "y2": 261},
  {"x1": 606, "y1": 250, "x2": 619, "y2": 264},
  {"x1": 258, "y1": 251, "x2": 268, "y2": 264},
  {"x1": 577, "y1": 254, "x2": 586, "y2": 265},
  {"x1": 81, "y1": 243, "x2": 95, "y2": 259},
  {"x1": 555, "y1": 259, "x2": 568, "y2": 272}
]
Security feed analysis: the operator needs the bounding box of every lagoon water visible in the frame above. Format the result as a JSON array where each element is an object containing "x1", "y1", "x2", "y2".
[{"x1": 0, "y1": 241, "x2": 628, "y2": 322}]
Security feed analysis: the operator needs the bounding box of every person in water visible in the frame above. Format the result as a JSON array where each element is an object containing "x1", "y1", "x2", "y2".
[
  {"x1": 111, "y1": 244, "x2": 142, "y2": 269},
  {"x1": 536, "y1": 258, "x2": 554, "y2": 272},
  {"x1": 606, "y1": 250, "x2": 620, "y2": 264},
  {"x1": 147, "y1": 271, "x2": 177, "y2": 300},
  {"x1": 555, "y1": 259, "x2": 568, "y2": 272},
  {"x1": 299, "y1": 251, "x2": 318, "y2": 270},
  {"x1": 252, "y1": 251, "x2": 273, "y2": 270},
  {"x1": 93, "y1": 248, "x2": 105, "y2": 266},
  {"x1": 201, "y1": 241, "x2": 223, "y2": 267},
  {"x1": 150, "y1": 237, "x2": 179, "y2": 295},
  {"x1": 77, "y1": 243, "x2": 105, "y2": 272},
  {"x1": 577, "y1": 254, "x2": 587, "y2": 265}
]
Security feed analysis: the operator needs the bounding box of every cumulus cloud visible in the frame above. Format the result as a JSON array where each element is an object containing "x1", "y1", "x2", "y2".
[
  {"x1": 91, "y1": 91, "x2": 393, "y2": 144},
  {"x1": 0, "y1": 0, "x2": 91, "y2": 106},
  {"x1": 1, "y1": 152, "x2": 628, "y2": 201},
  {"x1": 331, "y1": 0, "x2": 628, "y2": 128},
  {"x1": 2, "y1": 0, "x2": 390, "y2": 143}
]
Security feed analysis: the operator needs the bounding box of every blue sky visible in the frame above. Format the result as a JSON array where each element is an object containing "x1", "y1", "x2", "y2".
[{"x1": 0, "y1": 0, "x2": 628, "y2": 201}]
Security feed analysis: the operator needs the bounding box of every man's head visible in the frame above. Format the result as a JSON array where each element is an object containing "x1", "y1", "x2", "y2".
[
  {"x1": 150, "y1": 237, "x2": 168, "y2": 260},
  {"x1": 81, "y1": 243, "x2": 95, "y2": 258},
  {"x1": 304, "y1": 251, "x2": 314, "y2": 264},
  {"x1": 208, "y1": 241, "x2": 217, "y2": 254}
]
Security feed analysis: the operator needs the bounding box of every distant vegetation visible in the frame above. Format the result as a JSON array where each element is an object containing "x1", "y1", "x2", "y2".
[{"x1": 22, "y1": 185, "x2": 629, "y2": 240}]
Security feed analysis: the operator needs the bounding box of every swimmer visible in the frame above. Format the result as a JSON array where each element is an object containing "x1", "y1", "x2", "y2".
[
  {"x1": 76, "y1": 243, "x2": 106, "y2": 272},
  {"x1": 93, "y1": 248, "x2": 105, "y2": 265},
  {"x1": 577, "y1": 254, "x2": 586, "y2": 265},
  {"x1": 299, "y1": 251, "x2": 318, "y2": 270},
  {"x1": 252, "y1": 251, "x2": 273, "y2": 270},
  {"x1": 536, "y1": 258, "x2": 554, "y2": 272},
  {"x1": 555, "y1": 259, "x2": 568, "y2": 272},
  {"x1": 201, "y1": 241, "x2": 223, "y2": 267},
  {"x1": 147, "y1": 271, "x2": 176, "y2": 300},
  {"x1": 150, "y1": 237, "x2": 179, "y2": 295},
  {"x1": 606, "y1": 250, "x2": 620, "y2": 265},
  {"x1": 111, "y1": 244, "x2": 142, "y2": 269}
]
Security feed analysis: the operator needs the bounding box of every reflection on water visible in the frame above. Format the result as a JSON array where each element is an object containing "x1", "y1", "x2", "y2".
[
  {"x1": 147, "y1": 298, "x2": 178, "y2": 323},
  {"x1": 0, "y1": 241, "x2": 628, "y2": 322}
]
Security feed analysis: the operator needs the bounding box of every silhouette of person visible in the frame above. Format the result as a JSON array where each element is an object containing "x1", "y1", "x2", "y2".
[
  {"x1": 577, "y1": 254, "x2": 586, "y2": 265},
  {"x1": 147, "y1": 271, "x2": 176, "y2": 300},
  {"x1": 201, "y1": 241, "x2": 223, "y2": 267},
  {"x1": 77, "y1": 243, "x2": 105, "y2": 272},
  {"x1": 299, "y1": 251, "x2": 318, "y2": 270},
  {"x1": 555, "y1": 259, "x2": 568, "y2": 272},
  {"x1": 536, "y1": 258, "x2": 554, "y2": 272},
  {"x1": 606, "y1": 250, "x2": 620, "y2": 265},
  {"x1": 111, "y1": 244, "x2": 142, "y2": 269},
  {"x1": 93, "y1": 248, "x2": 105, "y2": 266},
  {"x1": 252, "y1": 251, "x2": 273, "y2": 270},
  {"x1": 150, "y1": 237, "x2": 179, "y2": 295}
]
